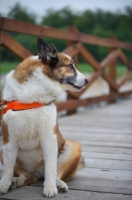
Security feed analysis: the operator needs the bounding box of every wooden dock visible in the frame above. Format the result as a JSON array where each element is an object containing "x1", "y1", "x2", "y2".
[{"x1": 0, "y1": 97, "x2": 132, "y2": 200}]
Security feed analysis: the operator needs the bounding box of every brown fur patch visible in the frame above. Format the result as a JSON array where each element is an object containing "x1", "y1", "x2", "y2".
[
  {"x1": 41, "y1": 52, "x2": 76, "y2": 82},
  {"x1": 24, "y1": 174, "x2": 37, "y2": 186},
  {"x1": 14, "y1": 159, "x2": 37, "y2": 185},
  {"x1": 13, "y1": 56, "x2": 43, "y2": 83},
  {"x1": 57, "y1": 140, "x2": 81, "y2": 182},
  {"x1": 14, "y1": 167, "x2": 37, "y2": 185},
  {"x1": 52, "y1": 53, "x2": 76, "y2": 81},
  {"x1": 54, "y1": 123, "x2": 65, "y2": 155},
  {"x1": 13, "y1": 53, "x2": 76, "y2": 84},
  {"x1": 1, "y1": 119, "x2": 9, "y2": 144}
]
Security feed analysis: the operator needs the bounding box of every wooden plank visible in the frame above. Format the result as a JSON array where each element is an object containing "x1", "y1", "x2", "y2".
[
  {"x1": 79, "y1": 31, "x2": 132, "y2": 50},
  {"x1": 32, "y1": 171, "x2": 132, "y2": 195},
  {"x1": 74, "y1": 141, "x2": 132, "y2": 148},
  {"x1": 62, "y1": 42, "x2": 80, "y2": 57},
  {"x1": 60, "y1": 127, "x2": 132, "y2": 135},
  {"x1": 101, "y1": 73, "x2": 118, "y2": 92},
  {"x1": 0, "y1": 17, "x2": 3, "y2": 30},
  {"x1": 61, "y1": 132, "x2": 132, "y2": 144},
  {"x1": 108, "y1": 37, "x2": 117, "y2": 103},
  {"x1": 81, "y1": 146, "x2": 132, "y2": 155},
  {"x1": 79, "y1": 44, "x2": 101, "y2": 71},
  {"x1": 0, "y1": 30, "x2": 4, "y2": 45},
  {"x1": 2, "y1": 17, "x2": 75, "y2": 41},
  {"x1": 61, "y1": 126, "x2": 132, "y2": 135},
  {"x1": 79, "y1": 44, "x2": 118, "y2": 91},
  {"x1": 56, "y1": 91, "x2": 132, "y2": 112},
  {"x1": 2, "y1": 31, "x2": 32, "y2": 59},
  {"x1": 84, "y1": 158, "x2": 132, "y2": 171},
  {"x1": 78, "y1": 168, "x2": 132, "y2": 180},
  {"x1": 82, "y1": 152, "x2": 132, "y2": 161},
  {"x1": 0, "y1": 99, "x2": 132, "y2": 199},
  {"x1": 117, "y1": 70, "x2": 132, "y2": 88},
  {"x1": 100, "y1": 49, "x2": 120, "y2": 69},
  {"x1": 2, "y1": 17, "x2": 132, "y2": 50},
  {"x1": 1, "y1": 185, "x2": 132, "y2": 200},
  {"x1": 56, "y1": 95, "x2": 110, "y2": 112},
  {"x1": 119, "y1": 50, "x2": 132, "y2": 70},
  {"x1": 67, "y1": 170, "x2": 132, "y2": 194},
  {"x1": 66, "y1": 27, "x2": 79, "y2": 115}
]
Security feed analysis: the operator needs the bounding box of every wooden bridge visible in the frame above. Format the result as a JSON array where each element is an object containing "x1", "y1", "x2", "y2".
[
  {"x1": 0, "y1": 17, "x2": 132, "y2": 113},
  {"x1": 0, "y1": 17, "x2": 132, "y2": 199},
  {"x1": 0, "y1": 97, "x2": 132, "y2": 200}
]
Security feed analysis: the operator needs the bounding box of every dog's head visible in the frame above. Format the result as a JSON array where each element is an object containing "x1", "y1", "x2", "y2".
[{"x1": 38, "y1": 38, "x2": 88, "y2": 91}]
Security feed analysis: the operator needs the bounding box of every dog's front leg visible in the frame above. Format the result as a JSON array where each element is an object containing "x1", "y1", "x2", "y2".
[
  {"x1": 0, "y1": 142, "x2": 18, "y2": 194},
  {"x1": 41, "y1": 134, "x2": 58, "y2": 198}
]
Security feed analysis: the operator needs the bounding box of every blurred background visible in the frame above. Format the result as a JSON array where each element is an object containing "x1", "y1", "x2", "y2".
[
  {"x1": 1, "y1": 0, "x2": 132, "y2": 67},
  {"x1": 0, "y1": 0, "x2": 132, "y2": 100}
]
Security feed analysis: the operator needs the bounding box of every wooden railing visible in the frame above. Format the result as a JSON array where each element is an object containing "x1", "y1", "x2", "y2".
[{"x1": 0, "y1": 17, "x2": 132, "y2": 114}]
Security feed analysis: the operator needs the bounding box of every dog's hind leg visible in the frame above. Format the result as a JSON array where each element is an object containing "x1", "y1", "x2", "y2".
[
  {"x1": 57, "y1": 140, "x2": 82, "y2": 182},
  {"x1": 11, "y1": 168, "x2": 37, "y2": 188},
  {"x1": 0, "y1": 120, "x2": 19, "y2": 194}
]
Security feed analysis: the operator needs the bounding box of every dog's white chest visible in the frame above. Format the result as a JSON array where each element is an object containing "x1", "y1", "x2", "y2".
[
  {"x1": 18, "y1": 134, "x2": 40, "y2": 150},
  {"x1": 3, "y1": 104, "x2": 57, "y2": 151}
]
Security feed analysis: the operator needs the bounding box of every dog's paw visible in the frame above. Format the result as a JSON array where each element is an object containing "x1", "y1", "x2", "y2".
[
  {"x1": 0, "y1": 181, "x2": 10, "y2": 194},
  {"x1": 56, "y1": 179, "x2": 68, "y2": 193},
  {"x1": 43, "y1": 186, "x2": 58, "y2": 198},
  {"x1": 10, "y1": 177, "x2": 25, "y2": 188}
]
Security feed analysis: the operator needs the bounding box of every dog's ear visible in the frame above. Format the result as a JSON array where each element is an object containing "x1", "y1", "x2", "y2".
[{"x1": 37, "y1": 38, "x2": 58, "y2": 66}]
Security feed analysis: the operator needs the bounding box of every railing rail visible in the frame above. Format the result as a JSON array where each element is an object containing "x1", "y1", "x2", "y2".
[{"x1": 0, "y1": 17, "x2": 132, "y2": 114}]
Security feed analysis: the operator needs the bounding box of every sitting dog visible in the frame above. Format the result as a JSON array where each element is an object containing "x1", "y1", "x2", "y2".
[{"x1": 0, "y1": 38, "x2": 88, "y2": 197}]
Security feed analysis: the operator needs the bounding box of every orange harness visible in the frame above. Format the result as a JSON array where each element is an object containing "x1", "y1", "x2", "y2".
[{"x1": 2, "y1": 101, "x2": 47, "y2": 115}]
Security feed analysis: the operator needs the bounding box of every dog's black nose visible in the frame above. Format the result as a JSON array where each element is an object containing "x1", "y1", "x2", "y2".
[{"x1": 85, "y1": 78, "x2": 89, "y2": 85}]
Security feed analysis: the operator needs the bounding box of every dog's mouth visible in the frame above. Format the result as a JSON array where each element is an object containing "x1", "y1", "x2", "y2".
[{"x1": 67, "y1": 81, "x2": 83, "y2": 90}]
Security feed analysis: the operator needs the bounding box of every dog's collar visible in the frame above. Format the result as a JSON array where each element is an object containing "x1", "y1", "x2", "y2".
[{"x1": 2, "y1": 100, "x2": 51, "y2": 115}]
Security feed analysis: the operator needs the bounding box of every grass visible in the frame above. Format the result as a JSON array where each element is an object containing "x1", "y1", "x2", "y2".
[
  {"x1": 1, "y1": 62, "x2": 131, "y2": 79},
  {"x1": 1, "y1": 62, "x2": 19, "y2": 73},
  {"x1": 78, "y1": 63, "x2": 130, "y2": 79}
]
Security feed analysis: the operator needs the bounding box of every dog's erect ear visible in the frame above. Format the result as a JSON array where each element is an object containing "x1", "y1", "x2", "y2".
[{"x1": 37, "y1": 38, "x2": 58, "y2": 66}]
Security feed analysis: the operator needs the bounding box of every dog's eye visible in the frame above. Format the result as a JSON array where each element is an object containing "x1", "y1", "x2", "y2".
[{"x1": 68, "y1": 64, "x2": 74, "y2": 69}]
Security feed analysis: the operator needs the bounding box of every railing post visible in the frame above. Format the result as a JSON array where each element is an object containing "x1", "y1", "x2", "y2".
[
  {"x1": 67, "y1": 26, "x2": 79, "y2": 115},
  {"x1": 109, "y1": 36, "x2": 117, "y2": 103}
]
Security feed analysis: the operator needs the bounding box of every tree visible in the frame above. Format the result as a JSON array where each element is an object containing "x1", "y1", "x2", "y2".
[
  {"x1": 2, "y1": 3, "x2": 38, "y2": 61},
  {"x1": 2, "y1": 4, "x2": 132, "y2": 62},
  {"x1": 7, "y1": 2, "x2": 37, "y2": 23}
]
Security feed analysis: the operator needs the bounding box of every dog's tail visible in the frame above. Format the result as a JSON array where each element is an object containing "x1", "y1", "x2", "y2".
[{"x1": 77, "y1": 156, "x2": 85, "y2": 170}]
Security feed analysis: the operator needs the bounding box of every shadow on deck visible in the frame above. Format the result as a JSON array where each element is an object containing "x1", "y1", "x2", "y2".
[{"x1": 0, "y1": 97, "x2": 132, "y2": 200}]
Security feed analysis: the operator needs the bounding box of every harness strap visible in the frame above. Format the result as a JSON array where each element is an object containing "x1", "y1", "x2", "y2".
[{"x1": 2, "y1": 101, "x2": 47, "y2": 115}]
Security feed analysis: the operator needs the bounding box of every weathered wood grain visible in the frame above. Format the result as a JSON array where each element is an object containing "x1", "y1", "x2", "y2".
[
  {"x1": 82, "y1": 152, "x2": 132, "y2": 161},
  {"x1": 117, "y1": 70, "x2": 132, "y2": 88},
  {"x1": 1, "y1": 185, "x2": 132, "y2": 200},
  {"x1": 56, "y1": 91, "x2": 132, "y2": 112},
  {"x1": 1, "y1": 31, "x2": 32, "y2": 59},
  {"x1": 0, "y1": 98, "x2": 132, "y2": 199},
  {"x1": 1, "y1": 17, "x2": 132, "y2": 50},
  {"x1": 84, "y1": 158, "x2": 132, "y2": 171}
]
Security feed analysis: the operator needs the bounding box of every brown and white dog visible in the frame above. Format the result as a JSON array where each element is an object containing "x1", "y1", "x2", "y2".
[{"x1": 0, "y1": 38, "x2": 88, "y2": 198}]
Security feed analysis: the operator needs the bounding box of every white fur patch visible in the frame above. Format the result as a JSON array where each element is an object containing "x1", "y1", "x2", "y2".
[
  {"x1": 1, "y1": 53, "x2": 84, "y2": 196},
  {"x1": 3, "y1": 68, "x2": 63, "y2": 104}
]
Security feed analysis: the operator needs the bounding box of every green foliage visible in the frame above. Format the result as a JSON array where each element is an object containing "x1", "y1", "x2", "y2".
[
  {"x1": 1, "y1": 3, "x2": 132, "y2": 62},
  {"x1": 7, "y1": 2, "x2": 37, "y2": 23},
  {"x1": 1, "y1": 62, "x2": 19, "y2": 73}
]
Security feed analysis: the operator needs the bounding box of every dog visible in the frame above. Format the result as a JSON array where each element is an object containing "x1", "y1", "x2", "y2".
[{"x1": 0, "y1": 38, "x2": 88, "y2": 198}]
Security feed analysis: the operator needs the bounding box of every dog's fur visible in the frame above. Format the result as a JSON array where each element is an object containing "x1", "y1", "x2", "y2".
[{"x1": 0, "y1": 38, "x2": 88, "y2": 197}]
